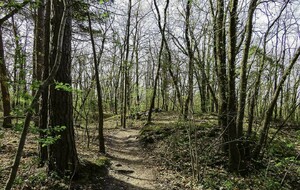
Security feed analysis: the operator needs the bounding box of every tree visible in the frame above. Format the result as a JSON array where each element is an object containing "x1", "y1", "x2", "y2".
[
  {"x1": 227, "y1": 0, "x2": 240, "y2": 172},
  {"x1": 0, "y1": 1, "x2": 30, "y2": 128},
  {"x1": 253, "y1": 46, "x2": 300, "y2": 159},
  {"x1": 210, "y1": 0, "x2": 228, "y2": 151},
  {"x1": 48, "y1": 0, "x2": 78, "y2": 176},
  {"x1": 210, "y1": 0, "x2": 259, "y2": 172},
  {"x1": 31, "y1": 0, "x2": 48, "y2": 165},
  {"x1": 247, "y1": 1, "x2": 289, "y2": 138},
  {"x1": 147, "y1": 0, "x2": 169, "y2": 124},
  {"x1": 183, "y1": 0, "x2": 194, "y2": 120},
  {"x1": 4, "y1": 0, "x2": 71, "y2": 187},
  {"x1": 87, "y1": 7, "x2": 108, "y2": 153},
  {"x1": 121, "y1": 0, "x2": 132, "y2": 128},
  {"x1": 0, "y1": 26, "x2": 12, "y2": 128}
]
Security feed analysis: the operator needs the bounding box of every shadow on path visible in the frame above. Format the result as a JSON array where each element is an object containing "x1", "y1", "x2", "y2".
[{"x1": 102, "y1": 128, "x2": 157, "y2": 190}]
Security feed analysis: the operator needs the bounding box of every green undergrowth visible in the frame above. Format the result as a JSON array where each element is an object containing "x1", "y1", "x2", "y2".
[
  {"x1": 95, "y1": 156, "x2": 111, "y2": 168},
  {"x1": 140, "y1": 113, "x2": 300, "y2": 190},
  {"x1": 71, "y1": 158, "x2": 109, "y2": 189},
  {"x1": 10, "y1": 157, "x2": 110, "y2": 190},
  {"x1": 103, "y1": 112, "x2": 115, "y2": 119}
]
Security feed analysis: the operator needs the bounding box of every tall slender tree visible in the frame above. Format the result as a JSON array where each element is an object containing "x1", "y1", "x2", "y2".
[
  {"x1": 87, "y1": 10, "x2": 106, "y2": 153},
  {"x1": 183, "y1": 0, "x2": 194, "y2": 120},
  {"x1": 120, "y1": 0, "x2": 132, "y2": 128},
  {"x1": 0, "y1": 26, "x2": 12, "y2": 128},
  {"x1": 147, "y1": 0, "x2": 169, "y2": 123},
  {"x1": 39, "y1": 0, "x2": 50, "y2": 165}
]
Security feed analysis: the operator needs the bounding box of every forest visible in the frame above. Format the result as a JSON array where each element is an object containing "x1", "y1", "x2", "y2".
[{"x1": 0, "y1": 0, "x2": 300, "y2": 189}]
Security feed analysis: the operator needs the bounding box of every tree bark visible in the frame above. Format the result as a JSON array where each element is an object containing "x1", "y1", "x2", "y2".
[
  {"x1": 147, "y1": 0, "x2": 169, "y2": 124},
  {"x1": 0, "y1": 26, "x2": 12, "y2": 128},
  {"x1": 37, "y1": 0, "x2": 49, "y2": 166},
  {"x1": 227, "y1": 0, "x2": 240, "y2": 172},
  {"x1": 121, "y1": 0, "x2": 132, "y2": 128},
  {"x1": 183, "y1": 0, "x2": 194, "y2": 120},
  {"x1": 212, "y1": 0, "x2": 228, "y2": 150},
  {"x1": 236, "y1": 0, "x2": 258, "y2": 138},
  {"x1": 48, "y1": 0, "x2": 78, "y2": 176},
  {"x1": 87, "y1": 12, "x2": 105, "y2": 153}
]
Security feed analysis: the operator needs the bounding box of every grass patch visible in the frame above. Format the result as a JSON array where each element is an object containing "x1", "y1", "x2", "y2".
[
  {"x1": 103, "y1": 112, "x2": 115, "y2": 119},
  {"x1": 95, "y1": 156, "x2": 111, "y2": 168}
]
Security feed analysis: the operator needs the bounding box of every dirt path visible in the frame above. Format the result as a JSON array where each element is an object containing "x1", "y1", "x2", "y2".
[{"x1": 102, "y1": 127, "x2": 158, "y2": 190}]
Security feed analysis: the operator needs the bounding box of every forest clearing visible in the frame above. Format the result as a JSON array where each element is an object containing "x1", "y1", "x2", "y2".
[{"x1": 1, "y1": 0, "x2": 300, "y2": 189}]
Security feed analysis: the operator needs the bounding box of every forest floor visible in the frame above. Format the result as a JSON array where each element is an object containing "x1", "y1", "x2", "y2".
[
  {"x1": 102, "y1": 127, "x2": 159, "y2": 190},
  {"x1": 0, "y1": 113, "x2": 181, "y2": 190},
  {"x1": 0, "y1": 111, "x2": 300, "y2": 189}
]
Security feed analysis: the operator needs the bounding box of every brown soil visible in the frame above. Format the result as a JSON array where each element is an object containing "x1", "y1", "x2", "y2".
[
  {"x1": 102, "y1": 127, "x2": 159, "y2": 190},
  {"x1": 0, "y1": 119, "x2": 179, "y2": 189}
]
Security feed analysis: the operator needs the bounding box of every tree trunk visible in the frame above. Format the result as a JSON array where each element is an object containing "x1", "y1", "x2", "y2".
[
  {"x1": 38, "y1": 0, "x2": 49, "y2": 165},
  {"x1": 183, "y1": 0, "x2": 194, "y2": 120},
  {"x1": 253, "y1": 47, "x2": 300, "y2": 159},
  {"x1": 0, "y1": 26, "x2": 12, "y2": 128},
  {"x1": 213, "y1": 0, "x2": 228, "y2": 151},
  {"x1": 236, "y1": 0, "x2": 258, "y2": 139},
  {"x1": 121, "y1": 0, "x2": 132, "y2": 128},
  {"x1": 87, "y1": 12, "x2": 105, "y2": 153},
  {"x1": 227, "y1": 0, "x2": 240, "y2": 172},
  {"x1": 48, "y1": 0, "x2": 78, "y2": 176},
  {"x1": 147, "y1": 0, "x2": 169, "y2": 124}
]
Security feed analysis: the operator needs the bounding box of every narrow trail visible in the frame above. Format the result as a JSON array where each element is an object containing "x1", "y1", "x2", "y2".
[{"x1": 102, "y1": 127, "x2": 158, "y2": 190}]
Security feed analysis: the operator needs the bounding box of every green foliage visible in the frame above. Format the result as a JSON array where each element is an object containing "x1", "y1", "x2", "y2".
[
  {"x1": 11, "y1": 91, "x2": 33, "y2": 111},
  {"x1": 55, "y1": 82, "x2": 73, "y2": 92},
  {"x1": 73, "y1": 0, "x2": 89, "y2": 21},
  {"x1": 140, "y1": 118, "x2": 216, "y2": 145},
  {"x1": 101, "y1": 12, "x2": 110, "y2": 19},
  {"x1": 14, "y1": 122, "x2": 24, "y2": 132},
  {"x1": 265, "y1": 178, "x2": 281, "y2": 190},
  {"x1": 38, "y1": 135, "x2": 62, "y2": 147},
  {"x1": 222, "y1": 180, "x2": 235, "y2": 190},
  {"x1": 38, "y1": 126, "x2": 67, "y2": 147},
  {"x1": 31, "y1": 80, "x2": 41, "y2": 91},
  {"x1": 14, "y1": 176, "x2": 24, "y2": 185},
  {"x1": 21, "y1": 92, "x2": 33, "y2": 102},
  {"x1": 30, "y1": 0, "x2": 44, "y2": 9},
  {"x1": 249, "y1": 45, "x2": 260, "y2": 57},
  {"x1": 12, "y1": 105, "x2": 24, "y2": 117},
  {"x1": 30, "y1": 123, "x2": 39, "y2": 134},
  {"x1": 274, "y1": 156, "x2": 300, "y2": 174},
  {"x1": 99, "y1": 0, "x2": 110, "y2": 5},
  {"x1": 54, "y1": 82, "x2": 82, "y2": 94},
  {"x1": 95, "y1": 156, "x2": 110, "y2": 167},
  {"x1": 268, "y1": 138, "x2": 297, "y2": 158},
  {"x1": 1, "y1": 1, "x2": 24, "y2": 9},
  {"x1": 27, "y1": 171, "x2": 47, "y2": 186},
  {"x1": 203, "y1": 177, "x2": 219, "y2": 189},
  {"x1": 49, "y1": 171, "x2": 60, "y2": 179}
]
